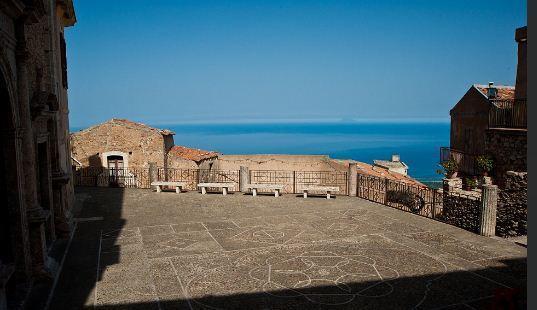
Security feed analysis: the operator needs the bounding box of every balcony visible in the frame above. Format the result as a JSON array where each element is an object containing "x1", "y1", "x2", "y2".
[
  {"x1": 440, "y1": 147, "x2": 479, "y2": 176},
  {"x1": 488, "y1": 99, "x2": 527, "y2": 129}
]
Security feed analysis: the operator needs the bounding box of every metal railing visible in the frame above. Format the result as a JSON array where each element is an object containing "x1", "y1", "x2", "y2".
[
  {"x1": 249, "y1": 170, "x2": 348, "y2": 194},
  {"x1": 356, "y1": 172, "x2": 482, "y2": 233},
  {"x1": 73, "y1": 167, "x2": 151, "y2": 188},
  {"x1": 357, "y1": 173, "x2": 442, "y2": 219},
  {"x1": 439, "y1": 147, "x2": 479, "y2": 176},
  {"x1": 489, "y1": 99, "x2": 527, "y2": 129}
]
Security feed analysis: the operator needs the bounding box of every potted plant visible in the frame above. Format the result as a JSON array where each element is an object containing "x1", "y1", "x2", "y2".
[
  {"x1": 437, "y1": 158, "x2": 458, "y2": 178},
  {"x1": 476, "y1": 155, "x2": 493, "y2": 176}
]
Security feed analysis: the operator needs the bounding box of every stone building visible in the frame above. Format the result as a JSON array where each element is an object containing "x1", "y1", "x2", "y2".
[
  {"x1": 1, "y1": 0, "x2": 76, "y2": 308},
  {"x1": 70, "y1": 118, "x2": 218, "y2": 171},
  {"x1": 442, "y1": 26, "x2": 527, "y2": 185},
  {"x1": 373, "y1": 154, "x2": 408, "y2": 176}
]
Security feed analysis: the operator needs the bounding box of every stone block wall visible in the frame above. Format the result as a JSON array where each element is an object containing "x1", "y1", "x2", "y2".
[
  {"x1": 485, "y1": 128, "x2": 527, "y2": 186},
  {"x1": 71, "y1": 120, "x2": 168, "y2": 168},
  {"x1": 440, "y1": 193, "x2": 481, "y2": 233},
  {"x1": 213, "y1": 155, "x2": 337, "y2": 171},
  {"x1": 496, "y1": 171, "x2": 527, "y2": 237}
]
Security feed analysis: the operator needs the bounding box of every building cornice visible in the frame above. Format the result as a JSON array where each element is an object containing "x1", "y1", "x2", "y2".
[{"x1": 56, "y1": 0, "x2": 76, "y2": 27}]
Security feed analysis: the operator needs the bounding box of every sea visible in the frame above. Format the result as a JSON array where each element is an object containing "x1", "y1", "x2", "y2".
[{"x1": 154, "y1": 121, "x2": 449, "y2": 184}]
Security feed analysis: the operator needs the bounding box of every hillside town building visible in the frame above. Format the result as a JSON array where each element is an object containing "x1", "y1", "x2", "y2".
[
  {"x1": 0, "y1": 0, "x2": 76, "y2": 308},
  {"x1": 70, "y1": 118, "x2": 219, "y2": 171},
  {"x1": 442, "y1": 26, "x2": 527, "y2": 186},
  {"x1": 373, "y1": 154, "x2": 408, "y2": 176}
]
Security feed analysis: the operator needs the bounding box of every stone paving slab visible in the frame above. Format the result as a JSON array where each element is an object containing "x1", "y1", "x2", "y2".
[{"x1": 49, "y1": 187, "x2": 526, "y2": 309}]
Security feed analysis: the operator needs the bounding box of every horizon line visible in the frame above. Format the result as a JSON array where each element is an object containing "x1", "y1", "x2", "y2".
[{"x1": 70, "y1": 117, "x2": 450, "y2": 130}]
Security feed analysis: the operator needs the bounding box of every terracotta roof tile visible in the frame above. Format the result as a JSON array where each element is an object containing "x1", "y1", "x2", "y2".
[
  {"x1": 474, "y1": 85, "x2": 515, "y2": 101},
  {"x1": 355, "y1": 162, "x2": 425, "y2": 187},
  {"x1": 169, "y1": 145, "x2": 219, "y2": 163},
  {"x1": 106, "y1": 118, "x2": 175, "y2": 135}
]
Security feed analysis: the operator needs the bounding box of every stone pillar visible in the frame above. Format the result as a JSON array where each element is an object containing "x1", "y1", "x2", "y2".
[
  {"x1": 240, "y1": 166, "x2": 249, "y2": 193},
  {"x1": 52, "y1": 172, "x2": 71, "y2": 238},
  {"x1": 16, "y1": 22, "x2": 50, "y2": 276},
  {"x1": 348, "y1": 163, "x2": 357, "y2": 196},
  {"x1": 479, "y1": 185, "x2": 498, "y2": 237},
  {"x1": 149, "y1": 162, "x2": 158, "y2": 191}
]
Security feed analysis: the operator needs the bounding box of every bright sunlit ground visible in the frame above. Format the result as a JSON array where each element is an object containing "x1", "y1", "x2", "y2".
[{"x1": 49, "y1": 187, "x2": 526, "y2": 309}]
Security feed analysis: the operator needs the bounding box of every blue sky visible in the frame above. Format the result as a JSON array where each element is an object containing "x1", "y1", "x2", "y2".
[{"x1": 66, "y1": 0, "x2": 526, "y2": 127}]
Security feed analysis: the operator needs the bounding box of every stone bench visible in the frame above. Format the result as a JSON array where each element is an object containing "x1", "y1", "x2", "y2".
[
  {"x1": 197, "y1": 183, "x2": 236, "y2": 195},
  {"x1": 151, "y1": 181, "x2": 188, "y2": 193},
  {"x1": 301, "y1": 185, "x2": 340, "y2": 199},
  {"x1": 245, "y1": 184, "x2": 285, "y2": 197}
]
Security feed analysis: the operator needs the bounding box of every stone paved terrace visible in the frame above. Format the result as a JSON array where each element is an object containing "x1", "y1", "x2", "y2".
[{"x1": 48, "y1": 187, "x2": 527, "y2": 309}]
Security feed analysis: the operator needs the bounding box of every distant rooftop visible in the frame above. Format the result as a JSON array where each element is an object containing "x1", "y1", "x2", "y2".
[
  {"x1": 373, "y1": 159, "x2": 408, "y2": 170},
  {"x1": 474, "y1": 84, "x2": 515, "y2": 101},
  {"x1": 169, "y1": 145, "x2": 219, "y2": 163},
  {"x1": 74, "y1": 118, "x2": 175, "y2": 136}
]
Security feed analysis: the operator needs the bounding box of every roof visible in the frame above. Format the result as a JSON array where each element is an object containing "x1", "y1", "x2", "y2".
[
  {"x1": 169, "y1": 146, "x2": 219, "y2": 163},
  {"x1": 73, "y1": 118, "x2": 175, "y2": 136},
  {"x1": 474, "y1": 84, "x2": 515, "y2": 101},
  {"x1": 373, "y1": 160, "x2": 408, "y2": 169},
  {"x1": 331, "y1": 159, "x2": 425, "y2": 187}
]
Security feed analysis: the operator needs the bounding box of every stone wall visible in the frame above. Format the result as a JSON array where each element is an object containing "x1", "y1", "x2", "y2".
[
  {"x1": 496, "y1": 171, "x2": 527, "y2": 237},
  {"x1": 213, "y1": 154, "x2": 338, "y2": 171},
  {"x1": 167, "y1": 157, "x2": 198, "y2": 170},
  {"x1": 485, "y1": 128, "x2": 527, "y2": 186},
  {"x1": 439, "y1": 192, "x2": 481, "y2": 233},
  {"x1": 71, "y1": 120, "x2": 169, "y2": 168}
]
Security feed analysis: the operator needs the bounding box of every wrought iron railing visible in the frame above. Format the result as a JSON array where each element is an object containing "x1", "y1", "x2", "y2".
[
  {"x1": 439, "y1": 147, "x2": 479, "y2": 176},
  {"x1": 489, "y1": 99, "x2": 527, "y2": 129},
  {"x1": 73, "y1": 167, "x2": 151, "y2": 188},
  {"x1": 356, "y1": 173, "x2": 442, "y2": 219},
  {"x1": 249, "y1": 170, "x2": 348, "y2": 194},
  {"x1": 356, "y1": 172, "x2": 482, "y2": 233},
  {"x1": 75, "y1": 167, "x2": 346, "y2": 194}
]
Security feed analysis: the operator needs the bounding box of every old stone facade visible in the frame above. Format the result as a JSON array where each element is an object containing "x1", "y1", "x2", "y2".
[
  {"x1": 496, "y1": 171, "x2": 527, "y2": 237},
  {"x1": 0, "y1": 0, "x2": 76, "y2": 308},
  {"x1": 449, "y1": 84, "x2": 514, "y2": 156},
  {"x1": 485, "y1": 128, "x2": 527, "y2": 186},
  {"x1": 71, "y1": 118, "x2": 175, "y2": 169},
  {"x1": 71, "y1": 118, "x2": 218, "y2": 171},
  {"x1": 445, "y1": 26, "x2": 527, "y2": 183}
]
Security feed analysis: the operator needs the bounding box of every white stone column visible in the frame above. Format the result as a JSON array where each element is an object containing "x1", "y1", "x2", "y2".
[
  {"x1": 240, "y1": 166, "x2": 249, "y2": 193},
  {"x1": 479, "y1": 185, "x2": 499, "y2": 237},
  {"x1": 149, "y1": 162, "x2": 158, "y2": 191},
  {"x1": 348, "y1": 163, "x2": 357, "y2": 196}
]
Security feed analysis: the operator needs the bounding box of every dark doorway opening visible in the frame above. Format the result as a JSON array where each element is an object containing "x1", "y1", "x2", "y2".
[{"x1": 107, "y1": 155, "x2": 124, "y2": 187}]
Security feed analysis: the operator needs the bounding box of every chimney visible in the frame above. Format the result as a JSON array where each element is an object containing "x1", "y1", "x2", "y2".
[
  {"x1": 487, "y1": 82, "x2": 497, "y2": 99},
  {"x1": 391, "y1": 154, "x2": 400, "y2": 162},
  {"x1": 515, "y1": 26, "x2": 527, "y2": 100}
]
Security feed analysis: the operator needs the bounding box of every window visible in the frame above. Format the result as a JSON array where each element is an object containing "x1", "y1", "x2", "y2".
[{"x1": 60, "y1": 33, "x2": 68, "y2": 88}]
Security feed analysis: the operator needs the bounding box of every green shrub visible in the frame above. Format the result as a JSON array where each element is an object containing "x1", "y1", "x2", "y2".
[
  {"x1": 465, "y1": 177, "x2": 478, "y2": 189},
  {"x1": 437, "y1": 157, "x2": 458, "y2": 176},
  {"x1": 476, "y1": 155, "x2": 493, "y2": 174}
]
